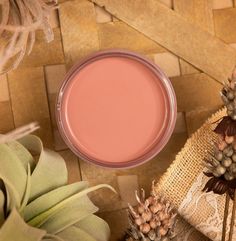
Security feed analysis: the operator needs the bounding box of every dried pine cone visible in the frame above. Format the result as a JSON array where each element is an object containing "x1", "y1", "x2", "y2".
[{"x1": 125, "y1": 181, "x2": 177, "y2": 241}]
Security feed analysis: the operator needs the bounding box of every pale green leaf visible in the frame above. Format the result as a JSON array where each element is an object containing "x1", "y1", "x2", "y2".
[
  {"x1": 39, "y1": 195, "x2": 98, "y2": 233},
  {"x1": 0, "y1": 209, "x2": 46, "y2": 241},
  {"x1": 19, "y1": 164, "x2": 31, "y2": 212},
  {"x1": 0, "y1": 190, "x2": 5, "y2": 227},
  {"x1": 7, "y1": 141, "x2": 35, "y2": 171},
  {"x1": 58, "y1": 226, "x2": 97, "y2": 241},
  {"x1": 19, "y1": 135, "x2": 68, "y2": 201},
  {"x1": 24, "y1": 182, "x2": 89, "y2": 221},
  {"x1": 28, "y1": 184, "x2": 115, "y2": 227},
  {"x1": 75, "y1": 215, "x2": 110, "y2": 241},
  {"x1": 0, "y1": 144, "x2": 27, "y2": 208},
  {"x1": 43, "y1": 234, "x2": 65, "y2": 241}
]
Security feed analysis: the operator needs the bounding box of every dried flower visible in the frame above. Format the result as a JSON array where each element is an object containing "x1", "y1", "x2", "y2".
[
  {"x1": 204, "y1": 71, "x2": 236, "y2": 200},
  {"x1": 125, "y1": 181, "x2": 177, "y2": 241},
  {"x1": 0, "y1": 0, "x2": 57, "y2": 73}
]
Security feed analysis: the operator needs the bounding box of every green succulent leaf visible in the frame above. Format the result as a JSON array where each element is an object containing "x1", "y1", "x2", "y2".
[
  {"x1": 39, "y1": 195, "x2": 98, "y2": 234},
  {"x1": 0, "y1": 209, "x2": 46, "y2": 241},
  {"x1": 43, "y1": 234, "x2": 65, "y2": 241},
  {"x1": 75, "y1": 215, "x2": 110, "y2": 241},
  {"x1": 28, "y1": 184, "x2": 115, "y2": 227},
  {"x1": 24, "y1": 182, "x2": 89, "y2": 221},
  {"x1": 0, "y1": 144, "x2": 27, "y2": 209},
  {"x1": 19, "y1": 135, "x2": 68, "y2": 202},
  {"x1": 58, "y1": 226, "x2": 97, "y2": 241},
  {"x1": 0, "y1": 190, "x2": 5, "y2": 227},
  {"x1": 7, "y1": 141, "x2": 35, "y2": 171},
  {"x1": 0, "y1": 135, "x2": 113, "y2": 241},
  {"x1": 19, "y1": 164, "x2": 31, "y2": 212}
]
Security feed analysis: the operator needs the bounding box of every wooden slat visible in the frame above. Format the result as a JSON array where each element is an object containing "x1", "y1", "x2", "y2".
[
  {"x1": 185, "y1": 107, "x2": 219, "y2": 136},
  {"x1": 20, "y1": 28, "x2": 64, "y2": 67},
  {"x1": 179, "y1": 59, "x2": 200, "y2": 75},
  {"x1": 170, "y1": 73, "x2": 222, "y2": 112},
  {"x1": 214, "y1": 8, "x2": 236, "y2": 43},
  {"x1": 8, "y1": 67, "x2": 53, "y2": 148},
  {"x1": 117, "y1": 175, "x2": 139, "y2": 207},
  {"x1": 95, "y1": 5, "x2": 112, "y2": 23},
  {"x1": 90, "y1": 0, "x2": 236, "y2": 82},
  {"x1": 154, "y1": 52, "x2": 180, "y2": 77},
  {"x1": 98, "y1": 21, "x2": 166, "y2": 54},
  {"x1": 0, "y1": 74, "x2": 10, "y2": 102},
  {"x1": 174, "y1": 0, "x2": 214, "y2": 33},
  {"x1": 0, "y1": 102, "x2": 14, "y2": 133},
  {"x1": 212, "y1": 0, "x2": 233, "y2": 9},
  {"x1": 59, "y1": 0, "x2": 99, "y2": 68},
  {"x1": 59, "y1": 150, "x2": 81, "y2": 184},
  {"x1": 174, "y1": 0, "x2": 214, "y2": 74}
]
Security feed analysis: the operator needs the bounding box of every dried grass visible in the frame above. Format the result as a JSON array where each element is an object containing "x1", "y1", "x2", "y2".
[{"x1": 0, "y1": 0, "x2": 57, "y2": 74}]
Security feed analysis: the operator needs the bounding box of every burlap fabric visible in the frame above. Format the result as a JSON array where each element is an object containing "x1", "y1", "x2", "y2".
[{"x1": 156, "y1": 108, "x2": 236, "y2": 241}]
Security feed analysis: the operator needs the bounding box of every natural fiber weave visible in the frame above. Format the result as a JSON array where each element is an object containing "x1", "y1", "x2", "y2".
[{"x1": 156, "y1": 108, "x2": 236, "y2": 240}]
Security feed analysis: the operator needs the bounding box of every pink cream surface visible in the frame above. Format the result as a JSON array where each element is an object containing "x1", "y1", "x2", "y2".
[{"x1": 61, "y1": 56, "x2": 167, "y2": 164}]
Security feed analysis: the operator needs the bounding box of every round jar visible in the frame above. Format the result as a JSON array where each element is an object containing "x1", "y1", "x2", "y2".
[{"x1": 56, "y1": 49, "x2": 177, "y2": 168}]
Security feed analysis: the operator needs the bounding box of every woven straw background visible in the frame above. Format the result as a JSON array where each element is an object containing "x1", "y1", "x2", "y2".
[{"x1": 1, "y1": 0, "x2": 236, "y2": 240}]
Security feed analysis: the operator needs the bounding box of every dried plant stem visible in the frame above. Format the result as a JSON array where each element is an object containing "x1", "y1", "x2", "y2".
[
  {"x1": 228, "y1": 191, "x2": 236, "y2": 241},
  {"x1": 0, "y1": 122, "x2": 39, "y2": 144},
  {"x1": 222, "y1": 193, "x2": 230, "y2": 241},
  {"x1": 0, "y1": 0, "x2": 57, "y2": 73}
]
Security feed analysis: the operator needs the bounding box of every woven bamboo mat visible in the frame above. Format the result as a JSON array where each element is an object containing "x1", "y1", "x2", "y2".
[{"x1": 1, "y1": 0, "x2": 236, "y2": 240}]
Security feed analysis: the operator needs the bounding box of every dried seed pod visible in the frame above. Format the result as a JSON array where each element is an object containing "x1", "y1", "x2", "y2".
[
  {"x1": 227, "y1": 91, "x2": 235, "y2": 100},
  {"x1": 227, "y1": 109, "x2": 233, "y2": 116},
  {"x1": 229, "y1": 163, "x2": 236, "y2": 173},
  {"x1": 147, "y1": 196, "x2": 155, "y2": 205},
  {"x1": 221, "y1": 94, "x2": 229, "y2": 104},
  {"x1": 232, "y1": 113, "x2": 236, "y2": 120},
  {"x1": 135, "y1": 217, "x2": 144, "y2": 226},
  {"x1": 223, "y1": 146, "x2": 234, "y2": 157},
  {"x1": 142, "y1": 211, "x2": 152, "y2": 222},
  {"x1": 209, "y1": 156, "x2": 220, "y2": 167},
  {"x1": 138, "y1": 205, "x2": 145, "y2": 214},
  {"x1": 222, "y1": 158, "x2": 232, "y2": 167},
  {"x1": 158, "y1": 211, "x2": 170, "y2": 221},
  {"x1": 227, "y1": 103, "x2": 234, "y2": 111},
  {"x1": 159, "y1": 227, "x2": 168, "y2": 237},
  {"x1": 218, "y1": 141, "x2": 227, "y2": 151},
  {"x1": 140, "y1": 223, "x2": 150, "y2": 234},
  {"x1": 233, "y1": 142, "x2": 236, "y2": 151},
  {"x1": 149, "y1": 219, "x2": 158, "y2": 229},
  {"x1": 225, "y1": 135, "x2": 234, "y2": 144},
  {"x1": 216, "y1": 165, "x2": 226, "y2": 175},
  {"x1": 232, "y1": 153, "x2": 236, "y2": 162},
  {"x1": 224, "y1": 172, "x2": 234, "y2": 181},
  {"x1": 213, "y1": 171, "x2": 222, "y2": 178},
  {"x1": 148, "y1": 230, "x2": 156, "y2": 240},
  {"x1": 150, "y1": 203, "x2": 163, "y2": 214},
  {"x1": 215, "y1": 151, "x2": 224, "y2": 161}
]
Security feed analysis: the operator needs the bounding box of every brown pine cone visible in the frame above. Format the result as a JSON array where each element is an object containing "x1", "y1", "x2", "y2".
[{"x1": 125, "y1": 181, "x2": 177, "y2": 241}]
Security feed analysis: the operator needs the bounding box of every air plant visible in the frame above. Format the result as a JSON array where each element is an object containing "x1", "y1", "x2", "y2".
[
  {"x1": 0, "y1": 133, "x2": 115, "y2": 241},
  {"x1": 0, "y1": 0, "x2": 57, "y2": 73}
]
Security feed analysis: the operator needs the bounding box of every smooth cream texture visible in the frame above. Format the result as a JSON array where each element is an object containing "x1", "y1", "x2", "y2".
[{"x1": 61, "y1": 56, "x2": 167, "y2": 163}]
